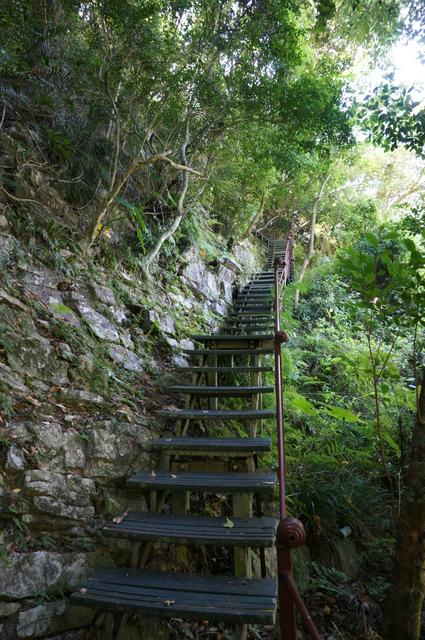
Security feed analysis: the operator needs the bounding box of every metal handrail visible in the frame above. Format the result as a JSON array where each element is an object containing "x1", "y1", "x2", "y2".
[{"x1": 269, "y1": 236, "x2": 322, "y2": 640}]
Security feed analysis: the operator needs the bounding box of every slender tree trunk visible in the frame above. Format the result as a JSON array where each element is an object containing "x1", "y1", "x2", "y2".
[
  {"x1": 294, "y1": 174, "x2": 330, "y2": 306},
  {"x1": 84, "y1": 149, "x2": 199, "y2": 248},
  {"x1": 143, "y1": 124, "x2": 190, "y2": 273},
  {"x1": 382, "y1": 368, "x2": 425, "y2": 640},
  {"x1": 241, "y1": 190, "x2": 267, "y2": 240}
]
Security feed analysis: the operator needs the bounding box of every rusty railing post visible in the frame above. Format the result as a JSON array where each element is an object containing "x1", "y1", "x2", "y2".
[{"x1": 273, "y1": 245, "x2": 322, "y2": 640}]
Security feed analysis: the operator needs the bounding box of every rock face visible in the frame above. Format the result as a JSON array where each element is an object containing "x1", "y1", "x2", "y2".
[
  {"x1": 16, "y1": 601, "x2": 94, "y2": 638},
  {"x1": 178, "y1": 245, "x2": 257, "y2": 328},
  {"x1": 0, "y1": 230, "x2": 261, "y2": 639},
  {"x1": 0, "y1": 552, "x2": 86, "y2": 599},
  {"x1": 56, "y1": 389, "x2": 104, "y2": 408},
  {"x1": 75, "y1": 303, "x2": 121, "y2": 343},
  {"x1": 107, "y1": 344, "x2": 143, "y2": 372},
  {"x1": 334, "y1": 538, "x2": 360, "y2": 578},
  {"x1": 24, "y1": 470, "x2": 95, "y2": 522},
  {"x1": 0, "y1": 233, "x2": 16, "y2": 268}
]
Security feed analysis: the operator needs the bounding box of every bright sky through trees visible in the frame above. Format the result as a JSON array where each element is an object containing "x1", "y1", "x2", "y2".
[{"x1": 376, "y1": 37, "x2": 425, "y2": 101}]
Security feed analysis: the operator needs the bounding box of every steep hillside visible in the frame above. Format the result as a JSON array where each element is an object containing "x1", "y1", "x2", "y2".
[{"x1": 0, "y1": 206, "x2": 262, "y2": 639}]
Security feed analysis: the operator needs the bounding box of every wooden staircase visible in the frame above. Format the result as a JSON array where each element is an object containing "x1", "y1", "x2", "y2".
[{"x1": 72, "y1": 241, "x2": 286, "y2": 637}]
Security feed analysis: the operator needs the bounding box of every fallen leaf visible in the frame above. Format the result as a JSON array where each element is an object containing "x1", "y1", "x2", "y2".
[
  {"x1": 12, "y1": 488, "x2": 22, "y2": 494},
  {"x1": 223, "y1": 518, "x2": 234, "y2": 529},
  {"x1": 112, "y1": 508, "x2": 128, "y2": 524}
]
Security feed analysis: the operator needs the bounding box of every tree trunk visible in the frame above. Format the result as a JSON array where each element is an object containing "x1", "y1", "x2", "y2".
[
  {"x1": 382, "y1": 368, "x2": 425, "y2": 640},
  {"x1": 84, "y1": 149, "x2": 199, "y2": 248},
  {"x1": 294, "y1": 174, "x2": 329, "y2": 306},
  {"x1": 143, "y1": 124, "x2": 190, "y2": 273},
  {"x1": 240, "y1": 190, "x2": 267, "y2": 240}
]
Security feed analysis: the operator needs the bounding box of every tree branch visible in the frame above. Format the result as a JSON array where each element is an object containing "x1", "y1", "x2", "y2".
[
  {"x1": 85, "y1": 149, "x2": 200, "y2": 247},
  {"x1": 143, "y1": 124, "x2": 192, "y2": 273}
]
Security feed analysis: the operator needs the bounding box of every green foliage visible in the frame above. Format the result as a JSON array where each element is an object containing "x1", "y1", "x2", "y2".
[
  {"x1": 358, "y1": 82, "x2": 425, "y2": 158},
  {"x1": 116, "y1": 197, "x2": 149, "y2": 255},
  {"x1": 179, "y1": 207, "x2": 224, "y2": 259},
  {"x1": 338, "y1": 226, "x2": 425, "y2": 332},
  {"x1": 49, "y1": 302, "x2": 74, "y2": 315},
  {"x1": 42, "y1": 126, "x2": 75, "y2": 163},
  {"x1": 1, "y1": 0, "x2": 356, "y2": 260}
]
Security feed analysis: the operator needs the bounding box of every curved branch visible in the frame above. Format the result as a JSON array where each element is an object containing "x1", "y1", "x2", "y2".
[
  {"x1": 143, "y1": 124, "x2": 191, "y2": 273},
  {"x1": 85, "y1": 148, "x2": 200, "y2": 247}
]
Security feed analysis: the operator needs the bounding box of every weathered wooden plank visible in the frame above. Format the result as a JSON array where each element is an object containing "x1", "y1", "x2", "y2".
[
  {"x1": 229, "y1": 313, "x2": 273, "y2": 319},
  {"x1": 75, "y1": 567, "x2": 277, "y2": 594},
  {"x1": 182, "y1": 348, "x2": 273, "y2": 355},
  {"x1": 191, "y1": 334, "x2": 273, "y2": 342},
  {"x1": 103, "y1": 512, "x2": 277, "y2": 546},
  {"x1": 174, "y1": 366, "x2": 273, "y2": 373},
  {"x1": 164, "y1": 385, "x2": 274, "y2": 396},
  {"x1": 126, "y1": 470, "x2": 276, "y2": 493},
  {"x1": 71, "y1": 590, "x2": 276, "y2": 624},
  {"x1": 157, "y1": 408, "x2": 275, "y2": 420},
  {"x1": 148, "y1": 436, "x2": 272, "y2": 452}
]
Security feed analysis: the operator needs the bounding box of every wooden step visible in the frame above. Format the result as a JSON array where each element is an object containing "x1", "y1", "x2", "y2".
[
  {"x1": 222, "y1": 324, "x2": 274, "y2": 330},
  {"x1": 127, "y1": 470, "x2": 276, "y2": 493},
  {"x1": 190, "y1": 339, "x2": 273, "y2": 350},
  {"x1": 225, "y1": 329, "x2": 274, "y2": 334},
  {"x1": 252, "y1": 278, "x2": 274, "y2": 282},
  {"x1": 222, "y1": 326, "x2": 274, "y2": 331},
  {"x1": 224, "y1": 332, "x2": 273, "y2": 337},
  {"x1": 243, "y1": 282, "x2": 273, "y2": 286},
  {"x1": 230, "y1": 313, "x2": 273, "y2": 319},
  {"x1": 243, "y1": 284, "x2": 273, "y2": 288},
  {"x1": 174, "y1": 366, "x2": 273, "y2": 373},
  {"x1": 165, "y1": 385, "x2": 274, "y2": 396},
  {"x1": 72, "y1": 569, "x2": 277, "y2": 624},
  {"x1": 192, "y1": 334, "x2": 273, "y2": 342},
  {"x1": 236, "y1": 292, "x2": 273, "y2": 297},
  {"x1": 148, "y1": 436, "x2": 272, "y2": 453},
  {"x1": 157, "y1": 408, "x2": 275, "y2": 420},
  {"x1": 235, "y1": 297, "x2": 273, "y2": 302},
  {"x1": 235, "y1": 300, "x2": 272, "y2": 306},
  {"x1": 182, "y1": 348, "x2": 273, "y2": 355},
  {"x1": 241, "y1": 289, "x2": 272, "y2": 294},
  {"x1": 103, "y1": 512, "x2": 277, "y2": 546},
  {"x1": 223, "y1": 328, "x2": 274, "y2": 337},
  {"x1": 232, "y1": 306, "x2": 273, "y2": 313},
  {"x1": 223, "y1": 320, "x2": 273, "y2": 325},
  {"x1": 252, "y1": 272, "x2": 275, "y2": 276},
  {"x1": 237, "y1": 294, "x2": 273, "y2": 299},
  {"x1": 233, "y1": 301, "x2": 273, "y2": 307}
]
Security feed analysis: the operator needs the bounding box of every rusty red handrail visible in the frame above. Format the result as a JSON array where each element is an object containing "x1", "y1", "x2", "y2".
[{"x1": 272, "y1": 236, "x2": 322, "y2": 640}]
